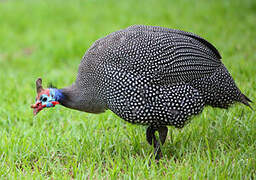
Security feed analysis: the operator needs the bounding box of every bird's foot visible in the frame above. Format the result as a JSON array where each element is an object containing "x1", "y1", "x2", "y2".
[{"x1": 146, "y1": 126, "x2": 168, "y2": 165}]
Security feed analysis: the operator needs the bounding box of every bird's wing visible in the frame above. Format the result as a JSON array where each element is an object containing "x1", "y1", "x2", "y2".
[{"x1": 123, "y1": 25, "x2": 222, "y2": 84}]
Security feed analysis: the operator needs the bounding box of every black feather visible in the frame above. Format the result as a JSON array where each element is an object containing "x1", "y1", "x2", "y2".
[{"x1": 48, "y1": 82, "x2": 57, "y2": 89}]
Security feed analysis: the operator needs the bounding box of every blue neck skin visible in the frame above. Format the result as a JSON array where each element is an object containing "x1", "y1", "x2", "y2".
[{"x1": 49, "y1": 88, "x2": 64, "y2": 102}]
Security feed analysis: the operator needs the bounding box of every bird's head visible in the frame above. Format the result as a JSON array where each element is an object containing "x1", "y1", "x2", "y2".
[{"x1": 31, "y1": 78, "x2": 63, "y2": 115}]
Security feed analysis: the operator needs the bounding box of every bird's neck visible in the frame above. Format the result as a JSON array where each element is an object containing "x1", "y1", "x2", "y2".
[{"x1": 59, "y1": 84, "x2": 106, "y2": 114}]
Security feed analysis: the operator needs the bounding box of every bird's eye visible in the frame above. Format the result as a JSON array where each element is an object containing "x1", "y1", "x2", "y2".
[{"x1": 42, "y1": 97, "x2": 48, "y2": 102}]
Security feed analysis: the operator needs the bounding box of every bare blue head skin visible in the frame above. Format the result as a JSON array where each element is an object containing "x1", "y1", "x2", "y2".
[{"x1": 31, "y1": 78, "x2": 64, "y2": 115}]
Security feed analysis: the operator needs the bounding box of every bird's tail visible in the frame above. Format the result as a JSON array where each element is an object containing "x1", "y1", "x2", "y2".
[{"x1": 240, "y1": 93, "x2": 253, "y2": 110}]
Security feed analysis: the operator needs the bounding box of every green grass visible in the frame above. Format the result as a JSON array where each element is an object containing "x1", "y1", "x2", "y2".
[{"x1": 0, "y1": 0, "x2": 255, "y2": 179}]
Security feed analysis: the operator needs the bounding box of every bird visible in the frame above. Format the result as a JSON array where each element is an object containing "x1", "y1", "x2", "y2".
[{"x1": 31, "y1": 25, "x2": 252, "y2": 160}]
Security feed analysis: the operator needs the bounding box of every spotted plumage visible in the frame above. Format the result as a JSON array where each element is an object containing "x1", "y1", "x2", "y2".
[{"x1": 31, "y1": 25, "x2": 252, "y2": 160}]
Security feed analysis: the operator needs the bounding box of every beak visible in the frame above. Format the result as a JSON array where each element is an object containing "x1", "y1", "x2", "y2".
[
  {"x1": 30, "y1": 101, "x2": 44, "y2": 116},
  {"x1": 31, "y1": 101, "x2": 60, "y2": 116}
]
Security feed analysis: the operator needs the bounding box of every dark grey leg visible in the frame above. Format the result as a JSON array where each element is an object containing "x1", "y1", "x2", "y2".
[{"x1": 146, "y1": 126, "x2": 168, "y2": 160}]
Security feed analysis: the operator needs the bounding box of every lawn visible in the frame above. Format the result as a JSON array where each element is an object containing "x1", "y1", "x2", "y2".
[{"x1": 0, "y1": 0, "x2": 255, "y2": 179}]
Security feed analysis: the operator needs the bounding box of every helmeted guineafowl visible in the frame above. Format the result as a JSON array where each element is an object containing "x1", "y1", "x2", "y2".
[{"x1": 31, "y1": 25, "x2": 252, "y2": 160}]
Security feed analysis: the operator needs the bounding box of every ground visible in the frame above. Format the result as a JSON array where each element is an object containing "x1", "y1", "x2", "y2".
[{"x1": 0, "y1": 0, "x2": 255, "y2": 179}]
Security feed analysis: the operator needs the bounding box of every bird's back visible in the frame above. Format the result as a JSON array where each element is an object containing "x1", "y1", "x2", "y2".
[{"x1": 81, "y1": 25, "x2": 222, "y2": 84}]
